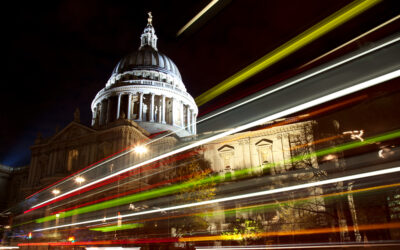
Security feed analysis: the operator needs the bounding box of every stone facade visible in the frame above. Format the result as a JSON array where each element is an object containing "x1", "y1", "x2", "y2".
[
  {"x1": 0, "y1": 164, "x2": 27, "y2": 210},
  {"x1": 19, "y1": 117, "x2": 178, "y2": 201},
  {"x1": 204, "y1": 121, "x2": 318, "y2": 174}
]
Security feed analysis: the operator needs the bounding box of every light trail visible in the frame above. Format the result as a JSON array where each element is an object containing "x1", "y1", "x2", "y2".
[
  {"x1": 300, "y1": 14, "x2": 400, "y2": 69},
  {"x1": 199, "y1": 182, "x2": 400, "y2": 218},
  {"x1": 28, "y1": 68, "x2": 400, "y2": 212},
  {"x1": 194, "y1": 0, "x2": 382, "y2": 106},
  {"x1": 29, "y1": 126, "x2": 400, "y2": 225},
  {"x1": 30, "y1": 128, "x2": 400, "y2": 225},
  {"x1": 19, "y1": 222, "x2": 400, "y2": 246},
  {"x1": 89, "y1": 223, "x2": 143, "y2": 232},
  {"x1": 196, "y1": 36, "x2": 399, "y2": 124},
  {"x1": 24, "y1": 147, "x2": 127, "y2": 200},
  {"x1": 23, "y1": 131, "x2": 166, "y2": 200},
  {"x1": 21, "y1": 35, "x2": 399, "y2": 210},
  {"x1": 47, "y1": 151, "x2": 202, "y2": 212},
  {"x1": 24, "y1": 150, "x2": 200, "y2": 214},
  {"x1": 220, "y1": 94, "x2": 367, "y2": 145},
  {"x1": 83, "y1": 182, "x2": 400, "y2": 230},
  {"x1": 195, "y1": 242, "x2": 400, "y2": 249},
  {"x1": 176, "y1": 0, "x2": 220, "y2": 36},
  {"x1": 33, "y1": 162, "x2": 400, "y2": 232},
  {"x1": 182, "y1": 222, "x2": 400, "y2": 242},
  {"x1": 50, "y1": 170, "x2": 203, "y2": 215}
]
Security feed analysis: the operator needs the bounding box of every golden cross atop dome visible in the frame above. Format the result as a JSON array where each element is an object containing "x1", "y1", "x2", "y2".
[{"x1": 147, "y1": 12, "x2": 153, "y2": 25}]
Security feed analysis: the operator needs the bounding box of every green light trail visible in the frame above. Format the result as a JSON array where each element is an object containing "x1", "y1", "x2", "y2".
[
  {"x1": 199, "y1": 182, "x2": 400, "y2": 218},
  {"x1": 89, "y1": 223, "x2": 143, "y2": 232},
  {"x1": 34, "y1": 129, "x2": 400, "y2": 224}
]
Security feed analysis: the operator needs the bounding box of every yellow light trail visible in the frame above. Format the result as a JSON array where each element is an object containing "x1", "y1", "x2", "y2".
[{"x1": 195, "y1": 0, "x2": 382, "y2": 106}]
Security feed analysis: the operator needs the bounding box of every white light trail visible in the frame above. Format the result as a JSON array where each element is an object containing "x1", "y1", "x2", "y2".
[
  {"x1": 27, "y1": 36, "x2": 399, "y2": 205},
  {"x1": 30, "y1": 68, "x2": 400, "y2": 210},
  {"x1": 177, "y1": 0, "x2": 220, "y2": 36},
  {"x1": 197, "y1": 36, "x2": 400, "y2": 124},
  {"x1": 34, "y1": 165, "x2": 400, "y2": 232},
  {"x1": 300, "y1": 15, "x2": 400, "y2": 68},
  {"x1": 195, "y1": 241, "x2": 400, "y2": 249}
]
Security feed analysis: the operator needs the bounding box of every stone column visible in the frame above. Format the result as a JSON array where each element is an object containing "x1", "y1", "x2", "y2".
[
  {"x1": 158, "y1": 96, "x2": 162, "y2": 122},
  {"x1": 116, "y1": 94, "x2": 122, "y2": 120},
  {"x1": 282, "y1": 134, "x2": 291, "y2": 172},
  {"x1": 180, "y1": 102, "x2": 184, "y2": 127},
  {"x1": 191, "y1": 112, "x2": 196, "y2": 134},
  {"x1": 28, "y1": 156, "x2": 38, "y2": 185},
  {"x1": 91, "y1": 107, "x2": 96, "y2": 126},
  {"x1": 186, "y1": 105, "x2": 190, "y2": 131},
  {"x1": 161, "y1": 95, "x2": 166, "y2": 124},
  {"x1": 96, "y1": 103, "x2": 100, "y2": 125},
  {"x1": 127, "y1": 94, "x2": 132, "y2": 120},
  {"x1": 171, "y1": 98, "x2": 176, "y2": 125},
  {"x1": 193, "y1": 114, "x2": 197, "y2": 134},
  {"x1": 47, "y1": 151, "x2": 54, "y2": 176},
  {"x1": 138, "y1": 92, "x2": 143, "y2": 121},
  {"x1": 106, "y1": 98, "x2": 111, "y2": 124},
  {"x1": 188, "y1": 109, "x2": 192, "y2": 133},
  {"x1": 239, "y1": 139, "x2": 250, "y2": 169},
  {"x1": 98, "y1": 102, "x2": 103, "y2": 125},
  {"x1": 89, "y1": 143, "x2": 96, "y2": 164},
  {"x1": 150, "y1": 93, "x2": 155, "y2": 122}
]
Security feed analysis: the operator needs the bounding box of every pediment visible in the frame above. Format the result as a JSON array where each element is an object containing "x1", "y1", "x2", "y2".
[
  {"x1": 218, "y1": 145, "x2": 234, "y2": 152},
  {"x1": 48, "y1": 122, "x2": 96, "y2": 143},
  {"x1": 255, "y1": 138, "x2": 273, "y2": 146}
]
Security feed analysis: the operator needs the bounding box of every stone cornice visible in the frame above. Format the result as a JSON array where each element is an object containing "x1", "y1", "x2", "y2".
[
  {"x1": 0, "y1": 164, "x2": 27, "y2": 174},
  {"x1": 30, "y1": 121, "x2": 150, "y2": 155},
  {"x1": 207, "y1": 120, "x2": 316, "y2": 145}
]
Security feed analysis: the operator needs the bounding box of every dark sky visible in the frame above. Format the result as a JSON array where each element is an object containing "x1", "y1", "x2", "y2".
[{"x1": 1, "y1": 0, "x2": 398, "y2": 166}]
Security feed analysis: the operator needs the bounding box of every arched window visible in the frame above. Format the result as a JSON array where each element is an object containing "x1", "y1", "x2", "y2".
[{"x1": 67, "y1": 149, "x2": 79, "y2": 171}]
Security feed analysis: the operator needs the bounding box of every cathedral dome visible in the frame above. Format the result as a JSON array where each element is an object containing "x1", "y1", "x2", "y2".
[
  {"x1": 91, "y1": 13, "x2": 197, "y2": 137},
  {"x1": 112, "y1": 46, "x2": 182, "y2": 81}
]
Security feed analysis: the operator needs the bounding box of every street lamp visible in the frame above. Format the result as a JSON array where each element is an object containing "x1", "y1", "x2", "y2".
[
  {"x1": 75, "y1": 176, "x2": 85, "y2": 184},
  {"x1": 52, "y1": 189, "x2": 60, "y2": 195},
  {"x1": 133, "y1": 145, "x2": 147, "y2": 154}
]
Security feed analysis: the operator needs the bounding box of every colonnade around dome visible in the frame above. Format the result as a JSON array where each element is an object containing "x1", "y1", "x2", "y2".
[{"x1": 92, "y1": 92, "x2": 196, "y2": 134}]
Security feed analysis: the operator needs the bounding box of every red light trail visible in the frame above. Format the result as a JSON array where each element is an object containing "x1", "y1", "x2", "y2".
[{"x1": 24, "y1": 148, "x2": 199, "y2": 214}]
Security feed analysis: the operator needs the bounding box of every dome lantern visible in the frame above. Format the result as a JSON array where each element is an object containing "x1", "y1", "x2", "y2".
[{"x1": 139, "y1": 12, "x2": 158, "y2": 51}]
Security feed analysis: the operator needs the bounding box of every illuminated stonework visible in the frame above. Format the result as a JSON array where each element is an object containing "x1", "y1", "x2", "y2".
[{"x1": 91, "y1": 13, "x2": 197, "y2": 136}]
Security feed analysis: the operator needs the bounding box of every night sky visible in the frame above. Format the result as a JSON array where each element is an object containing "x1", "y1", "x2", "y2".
[{"x1": 1, "y1": 0, "x2": 398, "y2": 166}]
